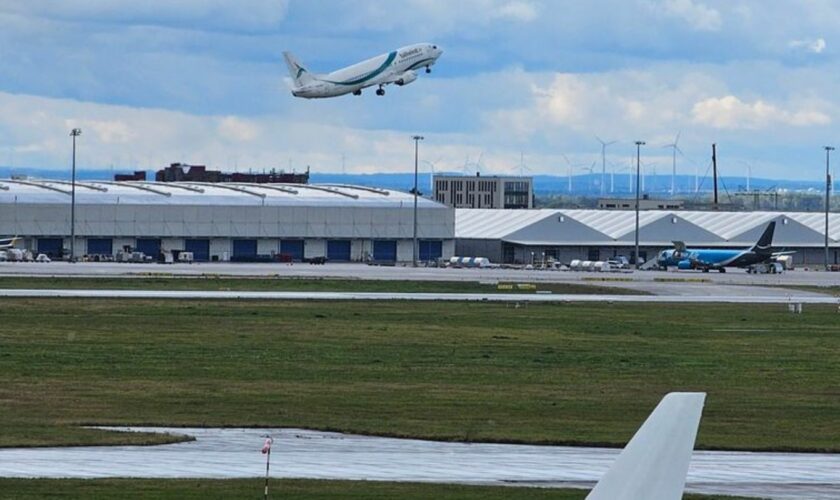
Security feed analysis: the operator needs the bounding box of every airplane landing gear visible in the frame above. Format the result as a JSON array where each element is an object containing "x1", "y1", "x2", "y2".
[
  {"x1": 719, "y1": 268, "x2": 726, "y2": 273},
  {"x1": 352, "y1": 89, "x2": 362, "y2": 96},
  {"x1": 425, "y1": 66, "x2": 431, "y2": 74},
  {"x1": 376, "y1": 86, "x2": 385, "y2": 96}
]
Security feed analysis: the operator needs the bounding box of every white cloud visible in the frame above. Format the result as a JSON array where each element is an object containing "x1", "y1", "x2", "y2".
[
  {"x1": 691, "y1": 95, "x2": 831, "y2": 129},
  {"x1": 492, "y1": 1, "x2": 539, "y2": 22},
  {"x1": 218, "y1": 117, "x2": 260, "y2": 143},
  {"x1": 788, "y1": 38, "x2": 826, "y2": 54},
  {"x1": 67, "y1": 119, "x2": 135, "y2": 144},
  {"x1": 0, "y1": 1, "x2": 290, "y2": 31},
  {"x1": 662, "y1": 0, "x2": 722, "y2": 31}
]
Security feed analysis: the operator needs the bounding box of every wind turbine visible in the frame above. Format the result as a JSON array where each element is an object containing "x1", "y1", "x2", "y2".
[
  {"x1": 562, "y1": 154, "x2": 575, "y2": 193},
  {"x1": 422, "y1": 157, "x2": 443, "y2": 194},
  {"x1": 662, "y1": 131, "x2": 682, "y2": 197},
  {"x1": 596, "y1": 136, "x2": 617, "y2": 196},
  {"x1": 462, "y1": 152, "x2": 484, "y2": 175},
  {"x1": 581, "y1": 161, "x2": 598, "y2": 194},
  {"x1": 740, "y1": 160, "x2": 752, "y2": 192},
  {"x1": 517, "y1": 151, "x2": 533, "y2": 177}
]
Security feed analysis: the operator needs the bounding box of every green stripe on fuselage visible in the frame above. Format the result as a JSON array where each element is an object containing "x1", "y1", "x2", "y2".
[
  {"x1": 406, "y1": 58, "x2": 436, "y2": 71},
  {"x1": 323, "y1": 51, "x2": 398, "y2": 86}
]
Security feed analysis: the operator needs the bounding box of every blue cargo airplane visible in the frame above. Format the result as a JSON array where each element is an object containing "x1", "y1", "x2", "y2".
[{"x1": 656, "y1": 221, "x2": 793, "y2": 273}]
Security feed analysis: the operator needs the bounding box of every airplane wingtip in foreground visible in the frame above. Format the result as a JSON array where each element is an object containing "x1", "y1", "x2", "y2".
[
  {"x1": 284, "y1": 43, "x2": 443, "y2": 99},
  {"x1": 586, "y1": 392, "x2": 706, "y2": 500}
]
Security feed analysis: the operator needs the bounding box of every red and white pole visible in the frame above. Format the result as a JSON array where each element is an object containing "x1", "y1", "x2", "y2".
[{"x1": 261, "y1": 436, "x2": 273, "y2": 499}]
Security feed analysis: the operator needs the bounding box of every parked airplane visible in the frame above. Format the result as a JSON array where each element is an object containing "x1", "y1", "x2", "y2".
[
  {"x1": 587, "y1": 392, "x2": 706, "y2": 500},
  {"x1": 283, "y1": 43, "x2": 443, "y2": 98},
  {"x1": 656, "y1": 221, "x2": 793, "y2": 273},
  {"x1": 0, "y1": 236, "x2": 20, "y2": 250}
]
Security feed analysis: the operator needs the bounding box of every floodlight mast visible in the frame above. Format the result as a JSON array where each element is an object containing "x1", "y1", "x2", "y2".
[
  {"x1": 412, "y1": 135, "x2": 424, "y2": 267},
  {"x1": 635, "y1": 141, "x2": 645, "y2": 269},
  {"x1": 70, "y1": 128, "x2": 82, "y2": 262},
  {"x1": 825, "y1": 146, "x2": 834, "y2": 271}
]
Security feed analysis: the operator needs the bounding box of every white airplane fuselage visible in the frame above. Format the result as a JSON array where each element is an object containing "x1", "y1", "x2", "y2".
[{"x1": 286, "y1": 43, "x2": 442, "y2": 99}]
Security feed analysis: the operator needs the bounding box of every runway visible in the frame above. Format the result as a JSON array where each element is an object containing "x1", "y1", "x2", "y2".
[
  {"x1": 0, "y1": 288, "x2": 836, "y2": 304},
  {"x1": 1, "y1": 427, "x2": 837, "y2": 499}
]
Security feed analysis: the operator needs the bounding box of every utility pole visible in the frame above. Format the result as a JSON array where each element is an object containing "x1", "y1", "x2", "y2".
[
  {"x1": 70, "y1": 128, "x2": 82, "y2": 262},
  {"x1": 412, "y1": 135, "x2": 424, "y2": 267},
  {"x1": 635, "y1": 141, "x2": 645, "y2": 269},
  {"x1": 825, "y1": 146, "x2": 834, "y2": 271},
  {"x1": 712, "y1": 143, "x2": 719, "y2": 209}
]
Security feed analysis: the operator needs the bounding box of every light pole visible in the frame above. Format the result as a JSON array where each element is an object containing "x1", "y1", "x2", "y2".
[
  {"x1": 635, "y1": 141, "x2": 645, "y2": 269},
  {"x1": 412, "y1": 135, "x2": 424, "y2": 267},
  {"x1": 825, "y1": 146, "x2": 834, "y2": 271},
  {"x1": 70, "y1": 128, "x2": 82, "y2": 262}
]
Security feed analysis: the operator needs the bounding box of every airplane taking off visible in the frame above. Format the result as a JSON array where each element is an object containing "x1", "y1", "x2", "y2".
[
  {"x1": 656, "y1": 221, "x2": 794, "y2": 273},
  {"x1": 283, "y1": 43, "x2": 443, "y2": 98},
  {"x1": 587, "y1": 392, "x2": 706, "y2": 500}
]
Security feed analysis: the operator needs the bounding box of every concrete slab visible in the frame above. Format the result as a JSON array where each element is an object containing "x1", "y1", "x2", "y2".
[{"x1": 1, "y1": 427, "x2": 837, "y2": 500}]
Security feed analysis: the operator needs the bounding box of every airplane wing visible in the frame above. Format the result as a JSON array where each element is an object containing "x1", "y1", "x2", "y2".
[
  {"x1": 672, "y1": 241, "x2": 687, "y2": 253},
  {"x1": 771, "y1": 251, "x2": 797, "y2": 257},
  {"x1": 587, "y1": 392, "x2": 706, "y2": 500}
]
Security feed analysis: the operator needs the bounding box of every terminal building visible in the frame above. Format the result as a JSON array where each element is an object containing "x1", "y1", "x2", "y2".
[
  {"x1": 433, "y1": 174, "x2": 533, "y2": 209},
  {"x1": 456, "y1": 209, "x2": 839, "y2": 266},
  {"x1": 0, "y1": 180, "x2": 454, "y2": 263}
]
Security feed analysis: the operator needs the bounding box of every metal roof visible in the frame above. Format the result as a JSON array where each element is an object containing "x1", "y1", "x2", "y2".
[
  {"x1": 455, "y1": 209, "x2": 840, "y2": 245},
  {"x1": 0, "y1": 180, "x2": 446, "y2": 209}
]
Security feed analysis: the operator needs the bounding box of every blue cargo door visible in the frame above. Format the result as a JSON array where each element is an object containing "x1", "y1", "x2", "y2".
[
  {"x1": 184, "y1": 239, "x2": 210, "y2": 262},
  {"x1": 136, "y1": 238, "x2": 161, "y2": 258},
  {"x1": 280, "y1": 240, "x2": 304, "y2": 262},
  {"x1": 373, "y1": 240, "x2": 397, "y2": 262},
  {"x1": 232, "y1": 239, "x2": 257, "y2": 260},
  {"x1": 419, "y1": 240, "x2": 443, "y2": 262},
  {"x1": 87, "y1": 238, "x2": 113, "y2": 256},
  {"x1": 326, "y1": 240, "x2": 351, "y2": 262},
  {"x1": 38, "y1": 238, "x2": 64, "y2": 259}
]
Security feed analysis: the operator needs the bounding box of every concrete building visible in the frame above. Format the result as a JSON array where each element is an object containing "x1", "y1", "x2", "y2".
[
  {"x1": 0, "y1": 180, "x2": 454, "y2": 263},
  {"x1": 456, "y1": 208, "x2": 840, "y2": 266},
  {"x1": 597, "y1": 196, "x2": 684, "y2": 210},
  {"x1": 155, "y1": 163, "x2": 310, "y2": 184},
  {"x1": 433, "y1": 174, "x2": 533, "y2": 209}
]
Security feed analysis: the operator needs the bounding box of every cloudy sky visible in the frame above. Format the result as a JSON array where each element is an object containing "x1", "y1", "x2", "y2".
[{"x1": 1, "y1": 0, "x2": 838, "y2": 180}]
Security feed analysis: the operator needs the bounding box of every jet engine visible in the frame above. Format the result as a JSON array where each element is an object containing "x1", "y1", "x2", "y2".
[
  {"x1": 677, "y1": 260, "x2": 693, "y2": 270},
  {"x1": 395, "y1": 70, "x2": 418, "y2": 86}
]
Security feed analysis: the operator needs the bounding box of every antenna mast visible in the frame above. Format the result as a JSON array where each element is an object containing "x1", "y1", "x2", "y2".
[{"x1": 712, "y1": 143, "x2": 719, "y2": 209}]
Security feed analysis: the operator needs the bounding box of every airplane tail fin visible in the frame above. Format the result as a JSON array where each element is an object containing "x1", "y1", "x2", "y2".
[
  {"x1": 752, "y1": 221, "x2": 776, "y2": 254},
  {"x1": 283, "y1": 51, "x2": 315, "y2": 88},
  {"x1": 586, "y1": 392, "x2": 706, "y2": 500}
]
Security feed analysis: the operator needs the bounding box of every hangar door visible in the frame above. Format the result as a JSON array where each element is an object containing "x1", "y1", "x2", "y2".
[
  {"x1": 326, "y1": 240, "x2": 351, "y2": 262},
  {"x1": 38, "y1": 238, "x2": 64, "y2": 259},
  {"x1": 232, "y1": 239, "x2": 258, "y2": 259},
  {"x1": 185, "y1": 239, "x2": 210, "y2": 262},
  {"x1": 136, "y1": 238, "x2": 161, "y2": 258},
  {"x1": 372, "y1": 240, "x2": 397, "y2": 262},
  {"x1": 419, "y1": 240, "x2": 443, "y2": 262},
  {"x1": 280, "y1": 240, "x2": 304, "y2": 262},
  {"x1": 87, "y1": 238, "x2": 113, "y2": 256}
]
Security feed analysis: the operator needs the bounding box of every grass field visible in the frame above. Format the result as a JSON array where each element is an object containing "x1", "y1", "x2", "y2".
[
  {"x1": 0, "y1": 298, "x2": 837, "y2": 451},
  {"x1": 0, "y1": 276, "x2": 644, "y2": 295},
  {"x1": 0, "y1": 479, "x2": 743, "y2": 499}
]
